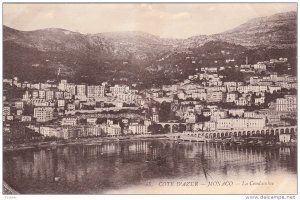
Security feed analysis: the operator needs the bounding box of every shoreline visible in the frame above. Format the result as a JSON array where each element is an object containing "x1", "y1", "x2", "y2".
[
  {"x1": 3, "y1": 135, "x2": 170, "y2": 152},
  {"x1": 3, "y1": 134, "x2": 296, "y2": 152}
]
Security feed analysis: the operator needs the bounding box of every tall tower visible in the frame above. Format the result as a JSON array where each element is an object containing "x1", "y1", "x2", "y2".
[{"x1": 246, "y1": 56, "x2": 248, "y2": 65}]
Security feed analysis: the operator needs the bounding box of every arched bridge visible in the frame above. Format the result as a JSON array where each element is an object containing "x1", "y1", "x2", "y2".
[
  {"x1": 167, "y1": 126, "x2": 297, "y2": 139},
  {"x1": 157, "y1": 122, "x2": 188, "y2": 133}
]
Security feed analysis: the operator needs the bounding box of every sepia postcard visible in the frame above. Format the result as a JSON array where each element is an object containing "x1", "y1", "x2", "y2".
[{"x1": 1, "y1": 2, "x2": 298, "y2": 197}]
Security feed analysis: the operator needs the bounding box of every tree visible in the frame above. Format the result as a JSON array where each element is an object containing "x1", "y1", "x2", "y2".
[
  {"x1": 23, "y1": 104, "x2": 34, "y2": 115},
  {"x1": 178, "y1": 124, "x2": 186, "y2": 133},
  {"x1": 158, "y1": 101, "x2": 171, "y2": 122},
  {"x1": 148, "y1": 124, "x2": 163, "y2": 134}
]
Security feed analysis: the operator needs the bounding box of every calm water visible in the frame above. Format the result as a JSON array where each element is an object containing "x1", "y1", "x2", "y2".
[{"x1": 3, "y1": 140, "x2": 297, "y2": 194}]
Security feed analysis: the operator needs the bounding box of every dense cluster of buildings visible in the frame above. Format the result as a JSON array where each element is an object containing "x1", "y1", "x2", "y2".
[{"x1": 3, "y1": 57, "x2": 297, "y2": 142}]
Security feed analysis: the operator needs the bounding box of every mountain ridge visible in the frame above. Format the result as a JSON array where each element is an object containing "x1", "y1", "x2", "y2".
[{"x1": 3, "y1": 11, "x2": 297, "y2": 85}]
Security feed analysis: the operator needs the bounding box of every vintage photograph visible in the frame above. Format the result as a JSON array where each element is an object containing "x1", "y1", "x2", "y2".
[{"x1": 2, "y1": 2, "x2": 298, "y2": 195}]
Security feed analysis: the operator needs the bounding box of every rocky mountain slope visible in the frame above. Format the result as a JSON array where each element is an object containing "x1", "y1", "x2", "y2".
[
  {"x1": 3, "y1": 11, "x2": 297, "y2": 85},
  {"x1": 183, "y1": 11, "x2": 297, "y2": 48}
]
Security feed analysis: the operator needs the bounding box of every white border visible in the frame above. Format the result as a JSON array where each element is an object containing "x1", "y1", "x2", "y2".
[{"x1": 0, "y1": 1, "x2": 298, "y2": 200}]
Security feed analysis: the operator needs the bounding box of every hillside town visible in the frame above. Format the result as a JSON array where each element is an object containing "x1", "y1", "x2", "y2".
[{"x1": 3, "y1": 57, "x2": 297, "y2": 145}]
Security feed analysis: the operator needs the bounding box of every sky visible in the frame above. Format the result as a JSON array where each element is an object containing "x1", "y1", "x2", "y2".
[{"x1": 3, "y1": 3, "x2": 297, "y2": 39}]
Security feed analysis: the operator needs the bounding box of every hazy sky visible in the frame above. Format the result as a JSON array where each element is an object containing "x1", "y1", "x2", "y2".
[{"x1": 3, "y1": 3, "x2": 297, "y2": 38}]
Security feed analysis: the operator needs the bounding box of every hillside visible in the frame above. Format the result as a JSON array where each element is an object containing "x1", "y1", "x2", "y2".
[
  {"x1": 3, "y1": 11, "x2": 297, "y2": 86},
  {"x1": 183, "y1": 11, "x2": 297, "y2": 48}
]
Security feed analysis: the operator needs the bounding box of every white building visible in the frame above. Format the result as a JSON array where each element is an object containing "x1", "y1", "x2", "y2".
[
  {"x1": 87, "y1": 118, "x2": 97, "y2": 124},
  {"x1": 76, "y1": 84, "x2": 86, "y2": 97},
  {"x1": 87, "y1": 85, "x2": 105, "y2": 98},
  {"x1": 63, "y1": 92, "x2": 72, "y2": 99},
  {"x1": 67, "y1": 104, "x2": 76, "y2": 111},
  {"x1": 253, "y1": 63, "x2": 267, "y2": 70},
  {"x1": 268, "y1": 86, "x2": 281, "y2": 94},
  {"x1": 34, "y1": 107, "x2": 54, "y2": 122},
  {"x1": 216, "y1": 118, "x2": 265, "y2": 130},
  {"x1": 16, "y1": 110, "x2": 23, "y2": 115},
  {"x1": 45, "y1": 90, "x2": 54, "y2": 100},
  {"x1": 152, "y1": 113, "x2": 159, "y2": 122},
  {"x1": 276, "y1": 95, "x2": 297, "y2": 112},
  {"x1": 57, "y1": 99, "x2": 65, "y2": 107},
  {"x1": 184, "y1": 112, "x2": 196, "y2": 123},
  {"x1": 61, "y1": 118, "x2": 77, "y2": 126},
  {"x1": 55, "y1": 91, "x2": 64, "y2": 99},
  {"x1": 234, "y1": 97, "x2": 248, "y2": 106},
  {"x1": 203, "y1": 121, "x2": 216, "y2": 131},
  {"x1": 21, "y1": 116, "x2": 32, "y2": 122},
  {"x1": 128, "y1": 124, "x2": 148, "y2": 135},
  {"x1": 23, "y1": 91, "x2": 31, "y2": 101},
  {"x1": 32, "y1": 90, "x2": 39, "y2": 98},
  {"x1": 211, "y1": 110, "x2": 227, "y2": 121},
  {"x1": 39, "y1": 126, "x2": 60, "y2": 137},
  {"x1": 15, "y1": 101, "x2": 24, "y2": 109},
  {"x1": 237, "y1": 85, "x2": 268, "y2": 94},
  {"x1": 116, "y1": 93, "x2": 139, "y2": 103},
  {"x1": 193, "y1": 123, "x2": 204, "y2": 131},
  {"x1": 38, "y1": 90, "x2": 46, "y2": 99},
  {"x1": 207, "y1": 92, "x2": 224, "y2": 103},
  {"x1": 110, "y1": 85, "x2": 130, "y2": 95},
  {"x1": 3, "y1": 106, "x2": 11, "y2": 116},
  {"x1": 279, "y1": 134, "x2": 291, "y2": 143},
  {"x1": 226, "y1": 92, "x2": 238, "y2": 102},
  {"x1": 66, "y1": 84, "x2": 76, "y2": 95},
  {"x1": 254, "y1": 97, "x2": 265, "y2": 105},
  {"x1": 58, "y1": 80, "x2": 68, "y2": 91}
]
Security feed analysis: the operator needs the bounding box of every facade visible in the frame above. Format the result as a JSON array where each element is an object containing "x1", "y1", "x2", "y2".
[
  {"x1": 61, "y1": 118, "x2": 77, "y2": 126},
  {"x1": 15, "y1": 101, "x2": 24, "y2": 109},
  {"x1": 57, "y1": 99, "x2": 65, "y2": 107},
  {"x1": 55, "y1": 91, "x2": 64, "y2": 99},
  {"x1": 34, "y1": 107, "x2": 54, "y2": 122},
  {"x1": 87, "y1": 118, "x2": 97, "y2": 124},
  {"x1": 226, "y1": 92, "x2": 238, "y2": 102},
  {"x1": 276, "y1": 95, "x2": 297, "y2": 112},
  {"x1": 128, "y1": 124, "x2": 147, "y2": 135},
  {"x1": 110, "y1": 85, "x2": 130, "y2": 95},
  {"x1": 152, "y1": 113, "x2": 159, "y2": 123},
  {"x1": 254, "y1": 97, "x2": 265, "y2": 105},
  {"x1": 21, "y1": 116, "x2": 32, "y2": 122},
  {"x1": 216, "y1": 118, "x2": 266, "y2": 130},
  {"x1": 203, "y1": 121, "x2": 216, "y2": 131},
  {"x1": 38, "y1": 90, "x2": 46, "y2": 99},
  {"x1": 32, "y1": 90, "x2": 39, "y2": 98},
  {"x1": 116, "y1": 93, "x2": 139, "y2": 103},
  {"x1": 207, "y1": 92, "x2": 224, "y2": 103},
  {"x1": 39, "y1": 126, "x2": 60, "y2": 137},
  {"x1": 3, "y1": 106, "x2": 11, "y2": 116},
  {"x1": 67, "y1": 104, "x2": 76, "y2": 111},
  {"x1": 45, "y1": 90, "x2": 54, "y2": 100},
  {"x1": 76, "y1": 85, "x2": 87, "y2": 97},
  {"x1": 66, "y1": 84, "x2": 76, "y2": 95},
  {"x1": 279, "y1": 134, "x2": 291, "y2": 143},
  {"x1": 237, "y1": 85, "x2": 268, "y2": 93},
  {"x1": 87, "y1": 85, "x2": 105, "y2": 98}
]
